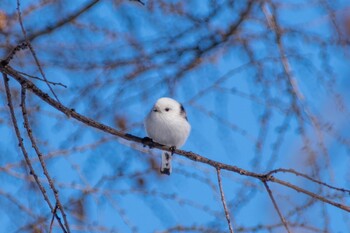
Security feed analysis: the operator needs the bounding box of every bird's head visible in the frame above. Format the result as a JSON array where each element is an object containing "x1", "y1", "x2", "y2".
[{"x1": 152, "y1": 97, "x2": 188, "y2": 120}]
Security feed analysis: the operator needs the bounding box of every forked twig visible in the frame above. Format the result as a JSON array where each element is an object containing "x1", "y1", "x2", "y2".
[
  {"x1": 267, "y1": 168, "x2": 350, "y2": 194},
  {"x1": 18, "y1": 71, "x2": 67, "y2": 88},
  {"x1": 2, "y1": 73, "x2": 68, "y2": 233},
  {"x1": 21, "y1": 86, "x2": 71, "y2": 233},
  {"x1": 49, "y1": 204, "x2": 58, "y2": 233}
]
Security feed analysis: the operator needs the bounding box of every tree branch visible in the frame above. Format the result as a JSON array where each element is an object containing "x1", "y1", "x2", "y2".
[
  {"x1": 216, "y1": 168, "x2": 234, "y2": 233},
  {"x1": 2, "y1": 73, "x2": 68, "y2": 233},
  {"x1": 21, "y1": 86, "x2": 70, "y2": 233},
  {"x1": 263, "y1": 181, "x2": 291, "y2": 233},
  {"x1": 1, "y1": 64, "x2": 350, "y2": 213},
  {"x1": 26, "y1": 0, "x2": 100, "y2": 42}
]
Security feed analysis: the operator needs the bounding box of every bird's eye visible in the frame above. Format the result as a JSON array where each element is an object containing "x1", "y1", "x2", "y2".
[{"x1": 165, "y1": 108, "x2": 170, "y2": 112}]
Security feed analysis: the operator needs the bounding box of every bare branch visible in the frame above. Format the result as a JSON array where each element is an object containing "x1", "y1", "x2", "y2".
[
  {"x1": 216, "y1": 168, "x2": 234, "y2": 233},
  {"x1": 267, "y1": 168, "x2": 350, "y2": 194},
  {"x1": 49, "y1": 204, "x2": 58, "y2": 233},
  {"x1": 2, "y1": 73, "x2": 68, "y2": 233},
  {"x1": 26, "y1": 0, "x2": 101, "y2": 42},
  {"x1": 16, "y1": 0, "x2": 61, "y2": 104},
  {"x1": 0, "y1": 42, "x2": 28, "y2": 66},
  {"x1": 263, "y1": 181, "x2": 291, "y2": 233},
  {"x1": 269, "y1": 176, "x2": 350, "y2": 212},
  {"x1": 18, "y1": 70, "x2": 67, "y2": 88},
  {"x1": 21, "y1": 86, "x2": 71, "y2": 233}
]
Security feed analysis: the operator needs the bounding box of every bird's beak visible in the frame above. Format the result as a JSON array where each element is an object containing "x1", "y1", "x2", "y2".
[{"x1": 152, "y1": 106, "x2": 159, "y2": 112}]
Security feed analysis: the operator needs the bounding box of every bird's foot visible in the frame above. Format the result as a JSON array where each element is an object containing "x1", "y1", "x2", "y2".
[
  {"x1": 169, "y1": 146, "x2": 176, "y2": 154},
  {"x1": 142, "y1": 137, "x2": 154, "y2": 148}
]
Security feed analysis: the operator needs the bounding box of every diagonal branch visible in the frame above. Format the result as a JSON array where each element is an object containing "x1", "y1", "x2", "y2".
[
  {"x1": 261, "y1": 2, "x2": 304, "y2": 103},
  {"x1": 2, "y1": 73, "x2": 68, "y2": 233},
  {"x1": 16, "y1": 0, "x2": 61, "y2": 104},
  {"x1": 26, "y1": 0, "x2": 100, "y2": 42},
  {"x1": 269, "y1": 176, "x2": 350, "y2": 212},
  {"x1": 216, "y1": 168, "x2": 234, "y2": 233},
  {"x1": 21, "y1": 86, "x2": 71, "y2": 233},
  {"x1": 0, "y1": 42, "x2": 28, "y2": 66},
  {"x1": 263, "y1": 181, "x2": 291, "y2": 233}
]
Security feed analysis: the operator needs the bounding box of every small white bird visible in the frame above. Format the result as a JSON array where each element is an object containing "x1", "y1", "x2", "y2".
[{"x1": 144, "y1": 97, "x2": 191, "y2": 175}]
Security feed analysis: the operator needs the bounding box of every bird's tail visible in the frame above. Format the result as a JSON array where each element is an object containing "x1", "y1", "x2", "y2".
[{"x1": 160, "y1": 151, "x2": 172, "y2": 175}]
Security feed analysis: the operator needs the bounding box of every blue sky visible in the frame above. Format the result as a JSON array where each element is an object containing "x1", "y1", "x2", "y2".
[{"x1": 1, "y1": 0, "x2": 350, "y2": 232}]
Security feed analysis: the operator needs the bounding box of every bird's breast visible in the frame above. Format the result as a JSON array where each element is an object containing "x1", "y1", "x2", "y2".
[{"x1": 145, "y1": 113, "x2": 190, "y2": 148}]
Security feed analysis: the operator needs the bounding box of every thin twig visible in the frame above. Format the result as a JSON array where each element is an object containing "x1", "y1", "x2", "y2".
[
  {"x1": 261, "y1": 2, "x2": 304, "y2": 102},
  {"x1": 269, "y1": 176, "x2": 350, "y2": 212},
  {"x1": 263, "y1": 181, "x2": 291, "y2": 233},
  {"x1": 18, "y1": 70, "x2": 67, "y2": 88},
  {"x1": 17, "y1": 0, "x2": 61, "y2": 104},
  {"x1": 21, "y1": 86, "x2": 71, "y2": 233},
  {"x1": 0, "y1": 42, "x2": 28, "y2": 66},
  {"x1": 267, "y1": 168, "x2": 350, "y2": 194},
  {"x1": 49, "y1": 204, "x2": 58, "y2": 233},
  {"x1": 0, "y1": 189, "x2": 37, "y2": 218},
  {"x1": 216, "y1": 168, "x2": 234, "y2": 233},
  {"x1": 2, "y1": 73, "x2": 68, "y2": 233},
  {"x1": 26, "y1": 0, "x2": 100, "y2": 42}
]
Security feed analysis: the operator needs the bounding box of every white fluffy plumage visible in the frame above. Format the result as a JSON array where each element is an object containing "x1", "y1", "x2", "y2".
[{"x1": 144, "y1": 97, "x2": 191, "y2": 175}]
